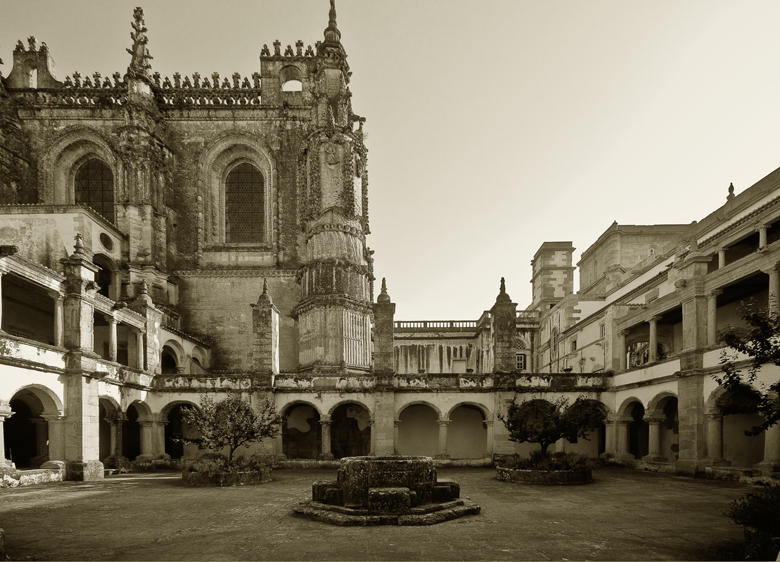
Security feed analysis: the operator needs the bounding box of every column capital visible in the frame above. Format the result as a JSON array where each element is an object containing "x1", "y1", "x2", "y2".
[
  {"x1": 644, "y1": 416, "x2": 664, "y2": 424},
  {"x1": 319, "y1": 416, "x2": 332, "y2": 425},
  {"x1": 618, "y1": 329, "x2": 629, "y2": 337},
  {"x1": 704, "y1": 412, "x2": 722, "y2": 421},
  {"x1": 108, "y1": 316, "x2": 118, "y2": 325},
  {"x1": 709, "y1": 288, "x2": 722, "y2": 298},
  {"x1": 438, "y1": 419, "x2": 450, "y2": 426},
  {"x1": 393, "y1": 419, "x2": 401, "y2": 426},
  {"x1": 40, "y1": 413, "x2": 64, "y2": 422},
  {"x1": 649, "y1": 315, "x2": 663, "y2": 323}
]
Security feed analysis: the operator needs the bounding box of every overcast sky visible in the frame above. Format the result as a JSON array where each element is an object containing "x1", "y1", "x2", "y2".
[{"x1": 3, "y1": 1, "x2": 780, "y2": 319}]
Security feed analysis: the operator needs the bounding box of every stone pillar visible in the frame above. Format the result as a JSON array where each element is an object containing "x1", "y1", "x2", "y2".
[
  {"x1": 767, "y1": 266, "x2": 780, "y2": 317},
  {"x1": 718, "y1": 248, "x2": 726, "y2": 269},
  {"x1": 130, "y1": 281, "x2": 163, "y2": 374},
  {"x1": 676, "y1": 371, "x2": 707, "y2": 474},
  {"x1": 705, "y1": 413, "x2": 724, "y2": 464},
  {"x1": 645, "y1": 417, "x2": 664, "y2": 461},
  {"x1": 615, "y1": 418, "x2": 632, "y2": 461},
  {"x1": 154, "y1": 419, "x2": 167, "y2": 458},
  {"x1": 490, "y1": 278, "x2": 518, "y2": 373},
  {"x1": 53, "y1": 294, "x2": 64, "y2": 347},
  {"x1": 0, "y1": 401, "x2": 12, "y2": 466},
  {"x1": 373, "y1": 278, "x2": 396, "y2": 373},
  {"x1": 250, "y1": 279, "x2": 280, "y2": 375},
  {"x1": 42, "y1": 414, "x2": 65, "y2": 461},
  {"x1": 320, "y1": 416, "x2": 332, "y2": 459},
  {"x1": 114, "y1": 413, "x2": 125, "y2": 458},
  {"x1": 759, "y1": 224, "x2": 768, "y2": 250},
  {"x1": 393, "y1": 419, "x2": 400, "y2": 454},
  {"x1": 707, "y1": 290, "x2": 721, "y2": 347},
  {"x1": 648, "y1": 317, "x2": 659, "y2": 363},
  {"x1": 437, "y1": 420, "x2": 450, "y2": 458},
  {"x1": 369, "y1": 418, "x2": 376, "y2": 455},
  {"x1": 108, "y1": 317, "x2": 118, "y2": 362},
  {"x1": 618, "y1": 330, "x2": 627, "y2": 371},
  {"x1": 138, "y1": 421, "x2": 154, "y2": 459},
  {"x1": 604, "y1": 417, "x2": 617, "y2": 457},
  {"x1": 484, "y1": 419, "x2": 495, "y2": 459},
  {"x1": 135, "y1": 329, "x2": 145, "y2": 370},
  {"x1": 107, "y1": 418, "x2": 117, "y2": 457},
  {"x1": 757, "y1": 403, "x2": 780, "y2": 475}
]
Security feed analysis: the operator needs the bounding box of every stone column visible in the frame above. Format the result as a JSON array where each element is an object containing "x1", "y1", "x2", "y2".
[
  {"x1": 707, "y1": 290, "x2": 721, "y2": 347},
  {"x1": 373, "y1": 279, "x2": 396, "y2": 373},
  {"x1": 135, "y1": 329, "x2": 145, "y2": 370},
  {"x1": 0, "y1": 401, "x2": 13, "y2": 465},
  {"x1": 393, "y1": 419, "x2": 400, "y2": 454},
  {"x1": 648, "y1": 317, "x2": 659, "y2": 362},
  {"x1": 250, "y1": 279, "x2": 280, "y2": 375},
  {"x1": 107, "y1": 417, "x2": 117, "y2": 458},
  {"x1": 320, "y1": 416, "x2": 332, "y2": 459},
  {"x1": 437, "y1": 420, "x2": 450, "y2": 458},
  {"x1": 757, "y1": 405, "x2": 780, "y2": 475},
  {"x1": 484, "y1": 419, "x2": 495, "y2": 459},
  {"x1": 490, "y1": 278, "x2": 518, "y2": 373},
  {"x1": 604, "y1": 417, "x2": 617, "y2": 457},
  {"x1": 369, "y1": 418, "x2": 376, "y2": 455},
  {"x1": 618, "y1": 330, "x2": 628, "y2": 371},
  {"x1": 767, "y1": 266, "x2": 780, "y2": 317},
  {"x1": 718, "y1": 248, "x2": 726, "y2": 269},
  {"x1": 644, "y1": 417, "x2": 664, "y2": 462},
  {"x1": 53, "y1": 294, "x2": 64, "y2": 347},
  {"x1": 154, "y1": 419, "x2": 168, "y2": 458},
  {"x1": 705, "y1": 413, "x2": 724, "y2": 464},
  {"x1": 759, "y1": 224, "x2": 768, "y2": 250},
  {"x1": 138, "y1": 421, "x2": 154, "y2": 459},
  {"x1": 41, "y1": 414, "x2": 65, "y2": 461},
  {"x1": 114, "y1": 413, "x2": 125, "y2": 459},
  {"x1": 108, "y1": 318, "x2": 118, "y2": 362},
  {"x1": 615, "y1": 418, "x2": 632, "y2": 461}
]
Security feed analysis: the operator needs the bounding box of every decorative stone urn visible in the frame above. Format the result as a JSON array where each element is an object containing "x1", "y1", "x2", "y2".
[{"x1": 294, "y1": 456, "x2": 480, "y2": 525}]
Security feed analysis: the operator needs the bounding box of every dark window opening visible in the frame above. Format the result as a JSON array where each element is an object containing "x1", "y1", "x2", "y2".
[
  {"x1": 75, "y1": 159, "x2": 114, "y2": 222},
  {"x1": 225, "y1": 163, "x2": 264, "y2": 243}
]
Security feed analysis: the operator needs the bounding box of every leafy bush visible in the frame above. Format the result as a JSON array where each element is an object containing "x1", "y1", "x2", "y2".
[
  {"x1": 503, "y1": 451, "x2": 592, "y2": 471},
  {"x1": 184, "y1": 453, "x2": 273, "y2": 476},
  {"x1": 728, "y1": 485, "x2": 780, "y2": 536}
]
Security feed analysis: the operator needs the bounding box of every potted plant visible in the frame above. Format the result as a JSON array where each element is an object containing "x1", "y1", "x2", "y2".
[
  {"x1": 496, "y1": 396, "x2": 606, "y2": 484},
  {"x1": 180, "y1": 393, "x2": 280, "y2": 486}
]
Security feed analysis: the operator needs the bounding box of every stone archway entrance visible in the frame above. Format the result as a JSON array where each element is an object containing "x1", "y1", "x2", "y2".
[
  {"x1": 397, "y1": 404, "x2": 438, "y2": 456},
  {"x1": 4, "y1": 389, "x2": 51, "y2": 468},
  {"x1": 447, "y1": 405, "x2": 487, "y2": 459},
  {"x1": 331, "y1": 403, "x2": 370, "y2": 459},
  {"x1": 282, "y1": 403, "x2": 321, "y2": 459}
]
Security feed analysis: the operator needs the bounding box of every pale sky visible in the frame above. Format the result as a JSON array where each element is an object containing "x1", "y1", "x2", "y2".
[{"x1": 3, "y1": 1, "x2": 780, "y2": 319}]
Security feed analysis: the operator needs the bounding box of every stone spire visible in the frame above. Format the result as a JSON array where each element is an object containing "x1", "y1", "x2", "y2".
[
  {"x1": 727, "y1": 182, "x2": 735, "y2": 202},
  {"x1": 72, "y1": 233, "x2": 87, "y2": 258},
  {"x1": 257, "y1": 278, "x2": 273, "y2": 305},
  {"x1": 126, "y1": 7, "x2": 153, "y2": 81},
  {"x1": 377, "y1": 277, "x2": 391, "y2": 304},
  {"x1": 495, "y1": 276, "x2": 511, "y2": 304},
  {"x1": 324, "y1": 0, "x2": 341, "y2": 44}
]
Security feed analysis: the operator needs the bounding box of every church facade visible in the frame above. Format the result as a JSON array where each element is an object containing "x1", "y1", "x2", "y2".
[{"x1": 0, "y1": 4, "x2": 777, "y2": 480}]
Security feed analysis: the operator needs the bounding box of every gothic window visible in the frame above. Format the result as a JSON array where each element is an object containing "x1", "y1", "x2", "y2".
[
  {"x1": 225, "y1": 163, "x2": 264, "y2": 243},
  {"x1": 515, "y1": 353, "x2": 527, "y2": 371},
  {"x1": 74, "y1": 158, "x2": 114, "y2": 222}
]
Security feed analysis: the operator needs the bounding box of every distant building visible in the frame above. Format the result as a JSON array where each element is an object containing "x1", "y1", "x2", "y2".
[{"x1": 0, "y1": 3, "x2": 777, "y2": 480}]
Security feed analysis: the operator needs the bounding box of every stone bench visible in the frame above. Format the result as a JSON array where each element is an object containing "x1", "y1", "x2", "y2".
[
  {"x1": 367, "y1": 487, "x2": 412, "y2": 515},
  {"x1": 432, "y1": 479, "x2": 460, "y2": 502}
]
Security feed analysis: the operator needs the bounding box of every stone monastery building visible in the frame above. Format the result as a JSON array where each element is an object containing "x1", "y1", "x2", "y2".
[{"x1": 0, "y1": 2, "x2": 778, "y2": 480}]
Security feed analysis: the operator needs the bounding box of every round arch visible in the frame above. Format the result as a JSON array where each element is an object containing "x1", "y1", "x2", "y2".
[
  {"x1": 616, "y1": 396, "x2": 645, "y2": 419},
  {"x1": 445, "y1": 401, "x2": 490, "y2": 422},
  {"x1": 329, "y1": 401, "x2": 371, "y2": 459},
  {"x1": 126, "y1": 399, "x2": 153, "y2": 421},
  {"x1": 646, "y1": 392, "x2": 678, "y2": 418},
  {"x1": 199, "y1": 131, "x2": 276, "y2": 247},
  {"x1": 41, "y1": 127, "x2": 121, "y2": 207},
  {"x1": 10, "y1": 383, "x2": 63, "y2": 416},
  {"x1": 279, "y1": 399, "x2": 322, "y2": 418},
  {"x1": 327, "y1": 399, "x2": 372, "y2": 419},
  {"x1": 92, "y1": 253, "x2": 117, "y2": 300},
  {"x1": 397, "y1": 400, "x2": 442, "y2": 420},
  {"x1": 161, "y1": 401, "x2": 201, "y2": 461},
  {"x1": 281, "y1": 401, "x2": 322, "y2": 459}
]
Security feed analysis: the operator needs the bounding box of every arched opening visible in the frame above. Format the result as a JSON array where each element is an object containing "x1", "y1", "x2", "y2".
[
  {"x1": 628, "y1": 402, "x2": 649, "y2": 459},
  {"x1": 397, "y1": 404, "x2": 438, "y2": 456},
  {"x1": 659, "y1": 397, "x2": 679, "y2": 461},
  {"x1": 717, "y1": 385, "x2": 765, "y2": 467},
  {"x1": 447, "y1": 405, "x2": 487, "y2": 459},
  {"x1": 225, "y1": 162, "x2": 264, "y2": 243},
  {"x1": 161, "y1": 346, "x2": 178, "y2": 374},
  {"x1": 282, "y1": 403, "x2": 321, "y2": 459},
  {"x1": 562, "y1": 399, "x2": 606, "y2": 458},
  {"x1": 331, "y1": 403, "x2": 371, "y2": 459},
  {"x1": 280, "y1": 65, "x2": 303, "y2": 92},
  {"x1": 98, "y1": 398, "x2": 118, "y2": 461},
  {"x1": 4, "y1": 389, "x2": 49, "y2": 468},
  {"x1": 164, "y1": 403, "x2": 200, "y2": 460},
  {"x1": 74, "y1": 158, "x2": 115, "y2": 222},
  {"x1": 92, "y1": 254, "x2": 114, "y2": 300},
  {"x1": 122, "y1": 404, "x2": 142, "y2": 461}
]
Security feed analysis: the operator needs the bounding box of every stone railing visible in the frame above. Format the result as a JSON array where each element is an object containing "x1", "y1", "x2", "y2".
[
  {"x1": 10, "y1": 88, "x2": 127, "y2": 108},
  {"x1": 394, "y1": 320, "x2": 478, "y2": 332},
  {"x1": 0, "y1": 333, "x2": 66, "y2": 372}
]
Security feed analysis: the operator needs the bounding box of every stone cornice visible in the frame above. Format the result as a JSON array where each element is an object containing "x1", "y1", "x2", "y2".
[{"x1": 173, "y1": 268, "x2": 297, "y2": 278}]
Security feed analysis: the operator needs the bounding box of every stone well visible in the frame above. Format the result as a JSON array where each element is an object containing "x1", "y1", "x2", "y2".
[{"x1": 293, "y1": 456, "x2": 480, "y2": 526}]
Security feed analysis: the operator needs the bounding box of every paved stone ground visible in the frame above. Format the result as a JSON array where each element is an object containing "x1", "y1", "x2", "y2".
[{"x1": 0, "y1": 466, "x2": 751, "y2": 560}]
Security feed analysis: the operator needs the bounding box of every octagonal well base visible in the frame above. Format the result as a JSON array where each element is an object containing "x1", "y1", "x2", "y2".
[{"x1": 293, "y1": 497, "x2": 480, "y2": 526}]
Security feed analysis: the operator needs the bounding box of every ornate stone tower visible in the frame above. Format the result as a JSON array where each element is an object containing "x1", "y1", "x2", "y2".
[{"x1": 293, "y1": 0, "x2": 373, "y2": 374}]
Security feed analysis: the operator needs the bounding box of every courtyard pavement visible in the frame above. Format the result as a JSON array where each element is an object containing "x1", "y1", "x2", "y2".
[{"x1": 0, "y1": 466, "x2": 751, "y2": 561}]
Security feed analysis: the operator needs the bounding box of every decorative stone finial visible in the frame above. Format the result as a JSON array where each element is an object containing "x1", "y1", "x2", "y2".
[
  {"x1": 256, "y1": 278, "x2": 273, "y2": 306},
  {"x1": 73, "y1": 233, "x2": 87, "y2": 256},
  {"x1": 377, "y1": 277, "x2": 391, "y2": 304},
  {"x1": 126, "y1": 7, "x2": 153, "y2": 80},
  {"x1": 495, "y1": 277, "x2": 511, "y2": 304},
  {"x1": 727, "y1": 182, "x2": 735, "y2": 201},
  {"x1": 139, "y1": 279, "x2": 149, "y2": 295},
  {"x1": 324, "y1": 0, "x2": 342, "y2": 44}
]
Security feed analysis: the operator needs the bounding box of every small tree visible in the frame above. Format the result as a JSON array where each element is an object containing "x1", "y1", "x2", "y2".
[
  {"x1": 499, "y1": 396, "x2": 607, "y2": 456},
  {"x1": 181, "y1": 394, "x2": 280, "y2": 465},
  {"x1": 716, "y1": 305, "x2": 780, "y2": 433}
]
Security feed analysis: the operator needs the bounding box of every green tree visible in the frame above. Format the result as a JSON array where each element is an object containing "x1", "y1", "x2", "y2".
[
  {"x1": 717, "y1": 306, "x2": 780, "y2": 434},
  {"x1": 181, "y1": 394, "x2": 280, "y2": 465},
  {"x1": 499, "y1": 396, "x2": 607, "y2": 456}
]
